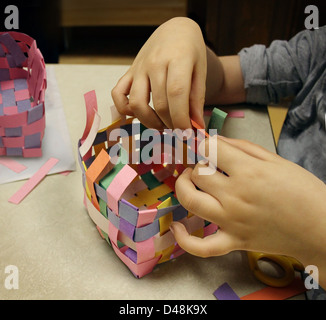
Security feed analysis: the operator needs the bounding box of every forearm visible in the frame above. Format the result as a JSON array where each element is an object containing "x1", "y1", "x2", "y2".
[{"x1": 205, "y1": 47, "x2": 246, "y2": 105}]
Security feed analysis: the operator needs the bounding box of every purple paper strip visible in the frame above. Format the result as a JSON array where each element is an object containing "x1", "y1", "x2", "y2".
[
  {"x1": 14, "y1": 79, "x2": 28, "y2": 91},
  {"x1": 124, "y1": 248, "x2": 137, "y2": 264},
  {"x1": 213, "y1": 283, "x2": 241, "y2": 300},
  {"x1": 0, "y1": 44, "x2": 5, "y2": 57},
  {"x1": 27, "y1": 103, "x2": 43, "y2": 124},
  {"x1": 119, "y1": 199, "x2": 139, "y2": 226},
  {"x1": 6, "y1": 147, "x2": 23, "y2": 157},
  {"x1": 0, "y1": 69, "x2": 10, "y2": 81},
  {"x1": 2, "y1": 89, "x2": 15, "y2": 107},
  {"x1": 173, "y1": 206, "x2": 188, "y2": 221},
  {"x1": 119, "y1": 218, "x2": 135, "y2": 240},
  {"x1": 5, "y1": 127, "x2": 22, "y2": 137},
  {"x1": 24, "y1": 132, "x2": 41, "y2": 148},
  {"x1": 134, "y1": 220, "x2": 159, "y2": 242},
  {"x1": 0, "y1": 33, "x2": 27, "y2": 67},
  {"x1": 0, "y1": 103, "x2": 3, "y2": 116},
  {"x1": 17, "y1": 99, "x2": 31, "y2": 113}
]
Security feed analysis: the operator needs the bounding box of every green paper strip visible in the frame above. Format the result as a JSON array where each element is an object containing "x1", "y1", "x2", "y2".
[
  {"x1": 99, "y1": 146, "x2": 128, "y2": 189},
  {"x1": 159, "y1": 193, "x2": 179, "y2": 205},
  {"x1": 207, "y1": 108, "x2": 228, "y2": 134},
  {"x1": 141, "y1": 171, "x2": 162, "y2": 190}
]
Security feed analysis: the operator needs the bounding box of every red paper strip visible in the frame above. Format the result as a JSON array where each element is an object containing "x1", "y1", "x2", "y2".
[{"x1": 241, "y1": 277, "x2": 307, "y2": 300}]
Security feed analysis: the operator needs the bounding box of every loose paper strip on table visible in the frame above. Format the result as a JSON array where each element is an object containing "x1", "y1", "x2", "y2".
[
  {"x1": 213, "y1": 282, "x2": 241, "y2": 300},
  {"x1": 0, "y1": 158, "x2": 27, "y2": 173},
  {"x1": 240, "y1": 277, "x2": 307, "y2": 300},
  {"x1": 8, "y1": 157, "x2": 59, "y2": 204}
]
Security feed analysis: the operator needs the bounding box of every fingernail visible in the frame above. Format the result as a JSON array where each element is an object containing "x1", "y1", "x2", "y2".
[{"x1": 198, "y1": 159, "x2": 207, "y2": 166}]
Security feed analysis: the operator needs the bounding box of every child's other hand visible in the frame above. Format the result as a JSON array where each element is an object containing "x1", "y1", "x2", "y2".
[
  {"x1": 172, "y1": 135, "x2": 326, "y2": 269},
  {"x1": 111, "y1": 17, "x2": 207, "y2": 130}
]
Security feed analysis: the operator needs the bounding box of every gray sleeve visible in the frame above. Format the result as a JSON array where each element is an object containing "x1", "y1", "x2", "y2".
[{"x1": 238, "y1": 26, "x2": 326, "y2": 105}]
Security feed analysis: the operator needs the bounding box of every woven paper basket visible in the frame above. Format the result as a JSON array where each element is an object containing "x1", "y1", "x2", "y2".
[
  {"x1": 0, "y1": 31, "x2": 47, "y2": 158},
  {"x1": 78, "y1": 90, "x2": 218, "y2": 278}
]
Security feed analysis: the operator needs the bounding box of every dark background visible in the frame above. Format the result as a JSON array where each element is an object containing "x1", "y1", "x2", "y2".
[{"x1": 1, "y1": 0, "x2": 325, "y2": 63}]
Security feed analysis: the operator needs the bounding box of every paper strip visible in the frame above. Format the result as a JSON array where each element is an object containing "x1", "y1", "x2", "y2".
[
  {"x1": 79, "y1": 111, "x2": 101, "y2": 159},
  {"x1": 213, "y1": 282, "x2": 241, "y2": 300},
  {"x1": 208, "y1": 108, "x2": 227, "y2": 134},
  {"x1": 0, "y1": 158, "x2": 27, "y2": 173},
  {"x1": 85, "y1": 148, "x2": 113, "y2": 210},
  {"x1": 86, "y1": 195, "x2": 109, "y2": 234},
  {"x1": 81, "y1": 90, "x2": 98, "y2": 143},
  {"x1": 136, "y1": 237, "x2": 156, "y2": 264},
  {"x1": 240, "y1": 277, "x2": 307, "y2": 300},
  {"x1": 107, "y1": 164, "x2": 138, "y2": 215},
  {"x1": 228, "y1": 111, "x2": 245, "y2": 118},
  {"x1": 8, "y1": 157, "x2": 59, "y2": 204}
]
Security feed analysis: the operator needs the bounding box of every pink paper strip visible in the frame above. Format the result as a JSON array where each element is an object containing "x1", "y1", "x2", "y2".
[
  {"x1": 1, "y1": 80, "x2": 14, "y2": 90},
  {"x1": 0, "y1": 57, "x2": 9, "y2": 69},
  {"x1": 3, "y1": 106, "x2": 18, "y2": 116},
  {"x1": 2, "y1": 136, "x2": 24, "y2": 148},
  {"x1": 8, "y1": 157, "x2": 59, "y2": 204},
  {"x1": 0, "y1": 158, "x2": 27, "y2": 173},
  {"x1": 107, "y1": 165, "x2": 138, "y2": 215},
  {"x1": 135, "y1": 237, "x2": 156, "y2": 264},
  {"x1": 111, "y1": 240, "x2": 160, "y2": 278},
  {"x1": 22, "y1": 116, "x2": 45, "y2": 136},
  {"x1": 137, "y1": 209, "x2": 157, "y2": 228},
  {"x1": 59, "y1": 170, "x2": 72, "y2": 176},
  {"x1": 81, "y1": 90, "x2": 98, "y2": 143},
  {"x1": 227, "y1": 111, "x2": 245, "y2": 118},
  {"x1": 14, "y1": 89, "x2": 30, "y2": 102},
  {"x1": 23, "y1": 147, "x2": 42, "y2": 158},
  {"x1": 0, "y1": 110, "x2": 28, "y2": 128}
]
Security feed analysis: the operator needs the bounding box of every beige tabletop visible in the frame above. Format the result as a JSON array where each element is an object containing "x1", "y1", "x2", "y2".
[{"x1": 0, "y1": 64, "x2": 303, "y2": 300}]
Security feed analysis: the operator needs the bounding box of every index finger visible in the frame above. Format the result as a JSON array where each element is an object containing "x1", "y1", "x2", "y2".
[
  {"x1": 111, "y1": 73, "x2": 134, "y2": 116},
  {"x1": 198, "y1": 135, "x2": 255, "y2": 175},
  {"x1": 166, "y1": 59, "x2": 193, "y2": 130}
]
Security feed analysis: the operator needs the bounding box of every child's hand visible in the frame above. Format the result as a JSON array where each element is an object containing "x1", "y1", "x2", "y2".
[
  {"x1": 171, "y1": 135, "x2": 326, "y2": 275},
  {"x1": 111, "y1": 17, "x2": 207, "y2": 130}
]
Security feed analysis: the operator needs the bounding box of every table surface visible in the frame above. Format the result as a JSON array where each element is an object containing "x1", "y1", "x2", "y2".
[{"x1": 0, "y1": 64, "x2": 303, "y2": 300}]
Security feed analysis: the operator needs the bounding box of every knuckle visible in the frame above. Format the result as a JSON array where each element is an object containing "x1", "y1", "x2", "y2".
[
  {"x1": 190, "y1": 94, "x2": 205, "y2": 107},
  {"x1": 128, "y1": 98, "x2": 140, "y2": 111},
  {"x1": 176, "y1": 185, "x2": 196, "y2": 213},
  {"x1": 154, "y1": 100, "x2": 168, "y2": 113},
  {"x1": 147, "y1": 57, "x2": 163, "y2": 71},
  {"x1": 110, "y1": 86, "x2": 117, "y2": 97},
  {"x1": 178, "y1": 192, "x2": 196, "y2": 213},
  {"x1": 111, "y1": 85, "x2": 120, "y2": 101},
  {"x1": 167, "y1": 84, "x2": 186, "y2": 98},
  {"x1": 191, "y1": 166, "x2": 201, "y2": 183}
]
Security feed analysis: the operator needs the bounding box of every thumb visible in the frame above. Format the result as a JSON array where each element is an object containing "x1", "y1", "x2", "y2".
[{"x1": 170, "y1": 222, "x2": 235, "y2": 258}]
